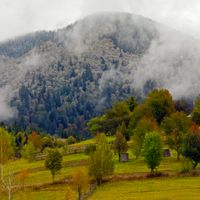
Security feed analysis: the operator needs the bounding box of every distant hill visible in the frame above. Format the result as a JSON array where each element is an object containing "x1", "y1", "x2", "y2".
[
  {"x1": 0, "y1": 31, "x2": 54, "y2": 58},
  {"x1": 0, "y1": 12, "x2": 198, "y2": 139}
]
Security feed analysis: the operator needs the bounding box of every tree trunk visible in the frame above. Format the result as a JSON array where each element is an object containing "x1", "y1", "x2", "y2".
[
  {"x1": 177, "y1": 152, "x2": 180, "y2": 160},
  {"x1": 79, "y1": 190, "x2": 81, "y2": 200},
  {"x1": 119, "y1": 152, "x2": 121, "y2": 162},
  {"x1": 8, "y1": 189, "x2": 11, "y2": 200},
  {"x1": 151, "y1": 168, "x2": 154, "y2": 174},
  {"x1": 193, "y1": 162, "x2": 198, "y2": 169},
  {"x1": 97, "y1": 177, "x2": 102, "y2": 185}
]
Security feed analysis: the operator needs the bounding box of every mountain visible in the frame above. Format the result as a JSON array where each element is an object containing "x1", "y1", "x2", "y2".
[{"x1": 0, "y1": 12, "x2": 198, "y2": 139}]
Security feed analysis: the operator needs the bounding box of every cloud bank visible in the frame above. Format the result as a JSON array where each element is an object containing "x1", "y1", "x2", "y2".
[{"x1": 0, "y1": 0, "x2": 200, "y2": 41}]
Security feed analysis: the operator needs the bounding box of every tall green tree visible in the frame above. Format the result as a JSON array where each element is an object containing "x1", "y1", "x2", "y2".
[
  {"x1": 128, "y1": 105, "x2": 153, "y2": 136},
  {"x1": 142, "y1": 132, "x2": 163, "y2": 173},
  {"x1": 182, "y1": 123, "x2": 200, "y2": 169},
  {"x1": 21, "y1": 142, "x2": 35, "y2": 162},
  {"x1": 88, "y1": 133, "x2": 114, "y2": 185},
  {"x1": 130, "y1": 117, "x2": 160, "y2": 158},
  {"x1": 45, "y1": 149, "x2": 62, "y2": 183},
  {"x1": 145, "y1": 89, "x2": 175, "y2": 124},
  {"x1": 161, "y1": 111, "x2": 191, "y2": 160},
  {"x1": 113, "y1": 100, "x2": 130, "y2": 118}
]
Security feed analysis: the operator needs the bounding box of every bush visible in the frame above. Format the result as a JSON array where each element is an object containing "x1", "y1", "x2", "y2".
[
  {"x1": 67, "y1": 136, "x2": 76, "y2": 145},
  {"x1": 84, "y1": 145, "x2": 96, "y2": 155}
]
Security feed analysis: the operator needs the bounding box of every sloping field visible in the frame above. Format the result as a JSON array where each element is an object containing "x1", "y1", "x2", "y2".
[{"x1": 86, "y1": 176, "x2": 200, "y2": 200}]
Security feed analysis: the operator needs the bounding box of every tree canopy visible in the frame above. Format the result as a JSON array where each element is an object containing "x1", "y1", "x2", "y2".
[
  {"x1": 182, "y1": 123, "x2": 200, "y2": 169},
  {"x1": 161, "y1": 111, "x2": 191, "y2": 160},
  {"x1": 145, "y1": 89, "x2": 175, "y2": 124},
  {"x1": 45, "y1": 149, "x2": 63, "y2": 183}
]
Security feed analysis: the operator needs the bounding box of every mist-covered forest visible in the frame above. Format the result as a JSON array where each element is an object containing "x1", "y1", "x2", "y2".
[{"x1": 0, "y1": 13, "x2": 198, "y2": 139}]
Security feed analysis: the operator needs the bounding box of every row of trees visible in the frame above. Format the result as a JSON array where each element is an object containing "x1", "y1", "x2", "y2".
[
  {"x1": 42, "y1": 133, "x2": 114, "y2": 200},
  {"x1": 0, "y1": 122, "x2": 78, "y2": 162},
  {"x1": 88, "y1": 89, "x2": 200, "y2": 170}
]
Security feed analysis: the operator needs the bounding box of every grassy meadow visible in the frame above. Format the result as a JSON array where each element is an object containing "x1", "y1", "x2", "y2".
[
  {"x1": 86, "y1": 176, "x2": 200, "y2": 200},
  {"x1": 1, "y1": 136, "x2": 200, "y2": 200}
]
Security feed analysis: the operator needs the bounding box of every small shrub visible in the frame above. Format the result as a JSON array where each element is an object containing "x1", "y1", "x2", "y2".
[
  {"x1": 84, "y1": 145, "x2": 96, "y2": 155},
  {"x1": 67, "y1": 136, "x2": 76, "y2": 145}
]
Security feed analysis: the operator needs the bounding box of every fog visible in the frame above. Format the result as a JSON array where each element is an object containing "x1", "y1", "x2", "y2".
[
  {"x1": 61, "y1": 12, "x2": 200, "y2": 99},
  {"x1": 0, "y1": 0, "x2": 200, "y2": 41},
  {"x1": 0, "y1": 7, "x2": 200, "y2": 120}
]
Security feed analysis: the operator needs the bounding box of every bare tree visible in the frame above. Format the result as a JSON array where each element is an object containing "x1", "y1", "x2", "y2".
[{"x1": 1, "y1": 162, "x2": 18, "y2": 200}]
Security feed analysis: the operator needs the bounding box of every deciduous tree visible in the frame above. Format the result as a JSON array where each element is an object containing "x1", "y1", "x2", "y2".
[
  {"x1": 67, "y1": 136, "x2": 76, "y2": 145},
  {"x1": 73, "y1": 168, "x2": 89, "y2": 200},
  {"x1": 0, "y1": 128, "x2": 15, "y2": 200},
  {"x1": 128, "y1": 105, "x2": 153, "y2": 136},
  {"x1": 27, "y1": 132, "x2": 42, "y2": 150},
  {"x1": 145, "y1": 89, "x2": 175, "y2": 124},
  {"x1": 142, "y1": 132, "x2": 163, "y2": 173},
  {"x1": 88, "y1": 133, "x2": 114, "y2": 185},
  {"x1": 18, "y1": 168, "x2": 29, "y2": 188},
  {"x1": 182, "y1": 123, "x2": 200, "y2": 169},
  {"x1": 0, "y1": 128, "x2": 13, "y2": 165},
  {"x1": 113, "y1": 131, "x2": 128, "y2": 162},
  {"x1": 130, "y1": 117, "x2": 160, "y2": 158},
  {"x1": 65, "y1": 186, "x2": 74, "y2": 200},
  {"x1": 45, "y1": 149, "x2": 62, "y2": 183},
  {"x1": 161, "y1": 111, "x2": 191, "y2": 160},
  {"x1": 21, "y1": 142, "x2": 35, "y2": 162}
]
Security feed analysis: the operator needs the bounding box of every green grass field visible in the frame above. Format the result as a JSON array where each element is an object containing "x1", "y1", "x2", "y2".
[
  {"x1": 9, "y1": 176, "x2": 200, "y2": 200},
  {"x1": 4, "y1": 148, "x2": 197, "y2": 187},
  {"x1": 86, "y1": 176, "x2": 200, "y2": 200},
  {"x1": 2, "y1": 136, "x2": 200, "y2": 200}
]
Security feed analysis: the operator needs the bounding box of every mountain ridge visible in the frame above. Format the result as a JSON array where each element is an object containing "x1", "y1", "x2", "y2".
[{"x1": 0, "y1": 12, "x2": 197, "y2": 138}]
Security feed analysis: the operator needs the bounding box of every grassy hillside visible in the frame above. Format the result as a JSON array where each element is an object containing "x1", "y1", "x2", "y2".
[
  {"x1": 86, "y1": 176, "x2": 200, "y2": 200},
  {"x1": 2, "y1": 133, "x2": 200, "y2": 200},
  {"x1": 12, "y1": 176, "x2": 200, "y2": 200},
  {"x1": 3, "y1": 147, "x2": 199, "y2": 186}
]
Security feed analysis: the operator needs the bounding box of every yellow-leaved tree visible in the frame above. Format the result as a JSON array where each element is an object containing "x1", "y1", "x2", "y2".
[
  {"x1": 18, "y1": 168, "x2": 29, "y2": 189},
  {"x1": 73, "y1": 168, "x2": 89, "y2": 200},
  {"x1": 65, "y1": 186, "x2": 74, "y2": 200},
  {"x1": 0, "y1": 127, "x2": 16, "y2": 200}
]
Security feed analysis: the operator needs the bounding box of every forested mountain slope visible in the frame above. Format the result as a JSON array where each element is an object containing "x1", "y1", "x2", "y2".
[{"x1": 0, "y1": 12, "x2": 198, "y2": 139}]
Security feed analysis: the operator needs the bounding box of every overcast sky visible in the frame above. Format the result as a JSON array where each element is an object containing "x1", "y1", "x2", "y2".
[{"x1": 0, "y1": 0, "x2": 200, "y2": 41}]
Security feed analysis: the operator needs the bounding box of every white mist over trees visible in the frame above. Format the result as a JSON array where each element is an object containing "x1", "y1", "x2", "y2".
[{"x1": 0, "y1": 12, "x2": 198, "y2": 137}]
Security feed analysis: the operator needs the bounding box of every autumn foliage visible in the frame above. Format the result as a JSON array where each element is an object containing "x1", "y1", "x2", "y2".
[
  {"x1": 27, "y1": 132, "x2": 42, "y2": 150},
  {"x1": 18, "y1": 168, "x2": 29, "y2": 188},
  {"x1": 73, "y1": 168, "x2": 89, "y2": 200}
]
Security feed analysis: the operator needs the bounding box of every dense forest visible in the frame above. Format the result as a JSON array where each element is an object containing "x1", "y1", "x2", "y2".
[{"x1": 0, "y1": 13, "x2": 196, "y2": 139}]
